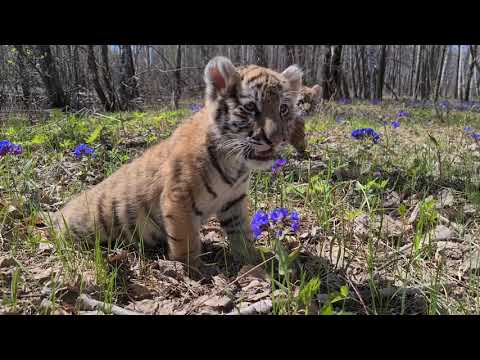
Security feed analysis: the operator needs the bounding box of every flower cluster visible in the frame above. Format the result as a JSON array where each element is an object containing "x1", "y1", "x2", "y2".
[
  {"x1": 391, "y1": 120, "x2": 400, "y2": 129},
  {"x1": 351, "y1": 128, "x2": 381, "y2": 144},
  {"x1": 189, "y1": 103, "x2": 203, "y2": 113},
  {"x1": 471, "y1": 133, "x2": 480, "y2": 140},
  {"x1": 439, "y1": 100, "x2": 450, "y2": 110},
  {"x1": 338, "y1": 97, "x2": 352, "y2": 105},
  {"x1": 396, "y1": 111, "x2": 409, "y2": 118},
  {"x1": 73, "y1": 143, "x2": 96, "y2": 160},
  {"x1": 464, "y1": 126, "x2": 474, "y2": 133},
  {"x1": 0, "y1": 140, "x2": 22, "y2": 157},
  {"x1": 251, "y1": 208, "x2": 300, "y2": 239},
  {"x1": 371, "y1": 99, "x2": 382, "y2": 105},
  {"x1": 271, "y1": 158, "x2": 287, "y2": 174}
]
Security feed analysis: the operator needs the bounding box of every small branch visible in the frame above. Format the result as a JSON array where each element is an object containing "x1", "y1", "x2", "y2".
[
  {"x1": 226, "y1": 299, "x2": 272, "y2": 315},
  {"x1": 76, "y1": 294, "x2": 142, "y2": 315}
]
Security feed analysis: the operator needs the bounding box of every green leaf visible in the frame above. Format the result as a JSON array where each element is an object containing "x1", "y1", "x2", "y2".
[
  {"x1": 31, "y1": 134, "x2": 48, "y2": 145},
  {"x1": 340, "y1": 285, "x2": 349, "y2": 298},
  {"x1": 320, "y1": 304, "x2": 333, "y2": 315},
  {"x1": 86, "y1": 125, "x2": 103, "y2": 144}
]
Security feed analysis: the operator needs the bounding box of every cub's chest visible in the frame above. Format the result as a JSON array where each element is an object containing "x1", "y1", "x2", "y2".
[{"x1": 197, "y1": 177, "x2": 249, "y2": 219}]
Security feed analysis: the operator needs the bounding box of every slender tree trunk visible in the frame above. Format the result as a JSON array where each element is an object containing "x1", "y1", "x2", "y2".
[
  {"x1": 434, "y1": 45, "x2": 447, "y2": 102},
  {"x1": 454, "y1": 45, "x2": 461, "y2": 99},
  {"x1": 413, "y1": 45, "x2": 422, "y2": 99},
  {"x1": 87, "y1": 45, "x2": 110, "y2": 111},
  {"x1": 408, "y1": 45, "x2": 417, "y2": 96},
  {"x1": 119, "y1": 45, "x2": 139, "y2": 110},
  {"x1": 330, "y1": 45, "x2": 344, "y2": 100},
  {"x1": 172, "y1": 45, "x2": 182, "y2": 109},
  {"x1": 285, "y1": 45, "x2": 295, "y2": 67},
  {"x1": 253, "y1": 45, "x2": 267, "y2": 67},
  {"x1": 100, "y1": 45, "x2": 120, "y2": 111},
  {"x1": 320, "y1": 45, "x2": 332, "y2": 100},
  {"x1": 350, "y1": 46, "x2": 358, "y2": 98},
  {"x1": 375, "y1": 45, "x2": 387, "y2": 99},
  {"x1": 13, "y1": 45, "x2": 31, "y2": 107}
]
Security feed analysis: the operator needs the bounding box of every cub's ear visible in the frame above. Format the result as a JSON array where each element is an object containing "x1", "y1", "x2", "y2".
[
  {"x1": 281, "y1": 65, "x2": 303, "y2": 93},
  {"x1": 204, "y1": 56, "x2": 239, "y2": 101},
  {"x1": 312, "y1": 84, "x2": 321, "y2": 98}
]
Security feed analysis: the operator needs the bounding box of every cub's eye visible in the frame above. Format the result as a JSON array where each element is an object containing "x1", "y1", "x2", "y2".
[
  {"x1": 280, "y1": 104, "x2": 289, "y2": 116},
  {"x1": 244, "y1": 102, "x2": 257, "y2": 112}
]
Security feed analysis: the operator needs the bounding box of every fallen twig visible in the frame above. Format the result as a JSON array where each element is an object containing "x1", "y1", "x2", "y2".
[
  {"x1": 76, "y1": 294, "x2": 142, "y2": 315},
  {"x1": 226, "y1": 300, "x2": 272, "y2": 315}
]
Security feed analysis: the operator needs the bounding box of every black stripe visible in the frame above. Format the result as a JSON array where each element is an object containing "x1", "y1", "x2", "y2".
[
  {"x1": 173, "y1": 160, "x2": 183, "y2": 179},
  {"x1": 125, "y1": 203, "x2": 137, "y2": 231},
  {"x1": 247, "y1": 73, "x2": 263, "y2": 85},
  {"x1": 97, "y1": 194, "x2": 108, "y2": 233},
  {"x1": 220, "y1": 215, "x2": 240, "y2": 228},
  {"x1": 112, "y1": 199, "x2": 120, "y2": 228},
  {"x1": 200, "y1": 170, "x2": 217, "y2": 198},
  {"x1": 190, "y1": 191, "x2": 203, "y2": 217},
  {"x1": 207, "y1": 144, "x2": 233, "y2": 186},
  {"x1": 221, "y1": 194, "x2": 246, "y2": 213},
  {"x1": 225, "y1": 222, "x2": 242, "y2": 231}
]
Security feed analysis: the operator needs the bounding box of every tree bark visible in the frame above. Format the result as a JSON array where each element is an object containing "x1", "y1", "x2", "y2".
[
  {"x1": 375, "y1": 45, "x2": 387, "y2": 99},
  {"x1": 253, "y1": 45, "x2": 267, "y2": 67},
  {"x1": 35, "y1": 45, "x2": 68, "y2": 109},
  {"x1": 87, "y1": 45, "x2": 110, "y2": 111},
  {"x1": 433, "y1": 45, "x2": 447, "y2": 102},
  {"x1": 100, "y1": 45, "x2": 120, "y2": 111},
  {"x1": 119, "y1": 45, "x2": 139, "y2": 110},
  {"x1": 285, "y1": 45, "x2": 296, "y2": 67},
  {"x1": 172, "y1": 45, "x2": 182, "y2": 109},
  {"x1": 13, "y1": 45, "x2": 32, "y2": 107}
]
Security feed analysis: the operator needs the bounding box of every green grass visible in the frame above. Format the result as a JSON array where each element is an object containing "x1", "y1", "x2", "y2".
[{"x1": 1, "y1": 99, "x2": 480, "y2": 315}]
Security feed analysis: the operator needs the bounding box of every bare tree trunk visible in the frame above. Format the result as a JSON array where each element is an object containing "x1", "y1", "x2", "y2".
[
  {"x1": 119, "y1": 45, "x2": 139, "y2": 110},
  {"x1": 252, "y1": 45, "x2": 267, "y2": 67},
  {"x1": 375, "y1": 45, "x2": 387, "y2": 99},
  {"x1": 285, "y1": 45, "x2": 295, "y2": 67},
  {"x1": 454, "y1": 45, "x2": 461, "y2": 99},
  {"x1": 413, "y1": 45, "x2": 422, "y2": 100},
  {"x1": 320, "y1": 45, "x2": 332, "y2": 100},
  {"x1": 35, "y1": 45, "x2": 68, "y2": 109},
  {"x1": 465, "y1": 45, "x2": 478, "y2": 102},
  {"x1": 172, "y1": 45, "x2": 182, "y2": 109},
  {"x1": 87, "y1": 45, "x2": 110, "y2": 111},
  {"x1": 13, "y1": 45, "x2": 31, "y2": 107},
  {"x1": 349, "y1": 46, "x2": 358, "y2": 98},
  {"x1": 330, "y1": 45, "x2": 344, "y2": 100},
  {"x1": 433, "y1": 45, "x2": 447, "y2": 102},
  {"x1": 101, "y1": 45, "x2": 120, "y2": 111},
  {"x1": 408, "y1": 45, "x2": 417, "y2": 96}
]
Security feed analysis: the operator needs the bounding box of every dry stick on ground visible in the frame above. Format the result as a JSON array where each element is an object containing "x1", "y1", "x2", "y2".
[
  {"x1": 225, "y1": 299, "x2": 273, "y2": 315},
  {"x1": 76, "y1": 294, "x2": 143, "y2": 315},
  {"x1": 185, "y1": 255, "x2": 276, "y2": 315}
]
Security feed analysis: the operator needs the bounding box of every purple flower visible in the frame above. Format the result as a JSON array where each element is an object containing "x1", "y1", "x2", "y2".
[
  {"x1": 338, "y1": 97, "x2": 351, "y2": 105},
  {"x1": 251, "y1": 210, "x2": 269, "y2": 239},
  {"x1": 271, "y1": 158, "x2": 287, "y2": 174},
  {"x1": 189, "y1": 103, "x2": 203, "y2": 113},
  {"x1": 0, "y1": 140, "x2": 23, "y2": 157},
  {"x1": 391, "y1": 121, "x2": 400, "y2": 129},
  {"x1": 471, "y1": 133, "x2": 480, "y2": 140},
  {"x1": 290, "y1": 221, "x2": 300, "y2": 233},
  {"x1": 464, "y1": 126, "x2": 474, "y2": 132},
  {"x1": 73, "y1": 143, "x2": 96, "y2": 160},
  {"x1": 270, "y1": 208, "x2": 289, "y2": 222},
  {"x1": 439, "y1": 100, "x2": 450, "y2": 109},
  {"x1": 397, "y1": 111, "x2": 409, "y2": 118},
  {"x1": 371, "y1": 99, "x2": 381, "y2": 105},
  {"x1": 351, "y1": 128, "x2": 381, "y2": 144}
]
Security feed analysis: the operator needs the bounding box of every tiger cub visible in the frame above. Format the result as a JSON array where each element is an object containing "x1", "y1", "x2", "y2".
[
  {"x1": 50, "y1": 56, "x2": 303, "y2": 267},
  {"x1": 289, "y1": 84, "x2": 321, "y2": 155}
]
